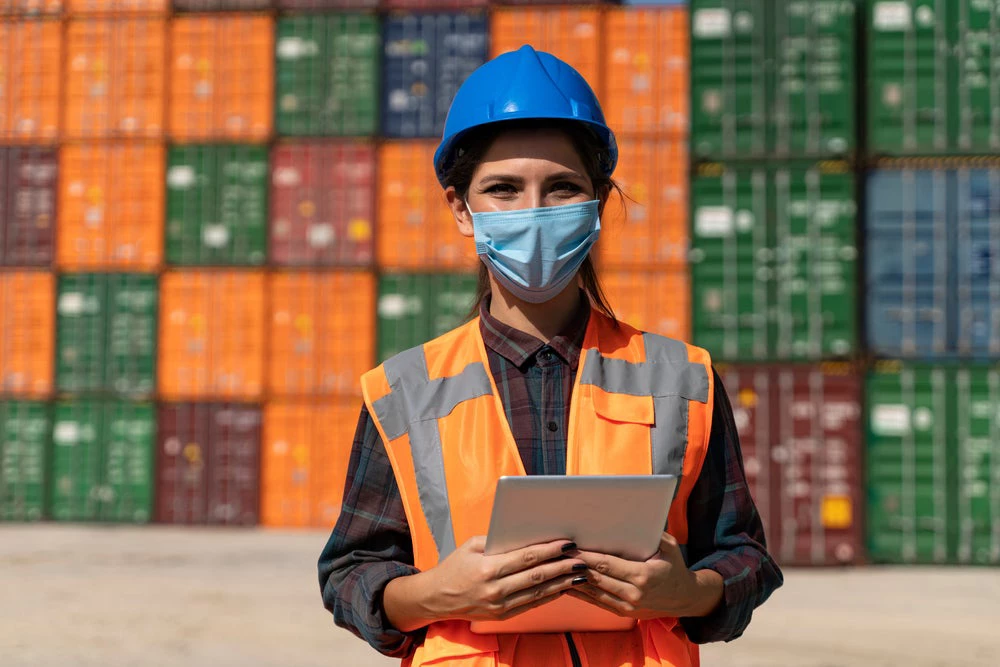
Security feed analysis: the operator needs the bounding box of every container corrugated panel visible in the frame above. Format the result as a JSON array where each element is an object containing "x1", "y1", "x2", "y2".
[
  {"x1": 64, "y1": 19, "x2": 166, "y2": 139},
  {"x1": 377, "y1": 273, "x2": 477, "y2": 362},
  {"x1": 270, "y1": 141, "x2": 375, "y2": 267},
  {"x1": 0, "y1": 0, "x2": 62, "y2": 14},
  {"x1": 604, "y1": 7, "x2": 688, "y2": 137},
  {"x1": 689, "y1": 0, "x2": 769, "y2": 159},
  {"x1": 166, "y1": 145, "x2": 268, "y2": 267},
  {"x1": 867, "y1": 364, "x2": 953, "y2": 564},
  {"x1": 0, "y1": 147, "x2": 56, "y2": 267},
  {"x1": 386, "y1": 0, "x2": 486, "y2": 8},
  {"x1": 156, "y1": 402, "x2": 261, "y2": 526},
  {"x1": 954, "y1": 168, "x2": 1000, "y2": 357},
  {"x1": 276, "y1": 0, "x2": 376, "y2": 10},
  {"x1": 691, "y1": 162, "x2": 857, "y2": 362},
  {"x1": 261, "y1": 400, "x2": 356, "y2": 528},
  {"x1": 57, "y1": 143, "x2": 164, "y2": 271},
  {"x1": 158, "y1": 271, "x2": 266, "y2": 401},
  {"x1": 377, "y1": 141, "x2": 477, "y2": 270},
  {"x1": 955, "y1": 2, "x2": 1000, "y2": 152},
  {"x1": 491, "y1": 8, "x2": 600, "y2": 95},
  {"x1": 0, "y1": 272, "x2": 54, "y2": 398},
  {"x1": 954, "y1": 366, "x2": 1000, "y2": 565},
  {"x1": 0, "y1": 401, "x2": 49, "y2": 521},
  {"x1": 268, "y1": 272, "x2": 375, "y2": 397},
  {"x1": 66, "y1": 0, "x2": 167, "y2": 12},
  {"x1": 56, "y1": 274, "x2": 158, "y2": 396},
  {"x1": 601, "y1": 270, "x2": 690, "y2": 342},
  {"x1": 771, "y1": 0, "x2": 856, "y2": 158},
  {"x1": 50, "y1": 400, "x2": 154, "y2": 523},
  {"x1": 0, "y1": 20, "x2": 61, "y2": 142},
  {"x1": 600, "y1": 137, "x2": 688, "y2": 268},
  {"x1": 867, "y1": 1, "x2": 949, "y2": 155},
  {"x1": 275, "y1": 15, "x2": 380, "y2": 137},
  {"x1": 175, "y1": 0, "x2": 269, "y2": 10},
  {"x1": 382, "y1": 13, "x2": 488, "y2": 138},
  {"x1": 170, "y1": 16, "x2": 274, "y2": 142},
  {"x1": 721, "y1": 364, "x2": 864, "y2": 566}
]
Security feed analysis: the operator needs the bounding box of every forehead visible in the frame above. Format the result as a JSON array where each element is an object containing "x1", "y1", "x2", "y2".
[{"x1": 476, "y1": 128, "x2": 587, "y2": 174}]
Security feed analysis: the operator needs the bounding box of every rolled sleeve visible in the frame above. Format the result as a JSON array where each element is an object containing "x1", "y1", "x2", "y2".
[
  {"x1": 317, "y1": 404, "x2": 426, "y2": 658},
  {"x1": 680, "y1": 370, "x2": 784, "y2": 644}
]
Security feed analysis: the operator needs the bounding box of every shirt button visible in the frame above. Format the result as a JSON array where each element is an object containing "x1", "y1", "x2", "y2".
[
  {"x1": 547, "y1": 421, "x2": 559, "y2": 432},
  {"x1": 539, "y1": 350, "x2": 552, "y2": 361}
]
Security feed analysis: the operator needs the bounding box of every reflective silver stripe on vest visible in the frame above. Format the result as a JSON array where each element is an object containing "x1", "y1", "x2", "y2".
[
  {"x1": 372, "y1": 347, "x2": 493, "y2": 560},
  {"x1": 580, "y1": 334, "x2": 709, "y2": 476}
]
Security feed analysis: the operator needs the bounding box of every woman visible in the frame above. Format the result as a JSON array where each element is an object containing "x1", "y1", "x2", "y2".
[{"x1": 319, "y1": 45, "x2": 783, "y2": 667}]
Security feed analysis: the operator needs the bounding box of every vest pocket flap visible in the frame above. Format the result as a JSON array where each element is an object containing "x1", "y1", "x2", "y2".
[
  {"x1": 589, "y1": 386, "x2": 655, "y2": 425},
  {"x1": 418, "y1": 621, "x2": 499, "y2": 665}
]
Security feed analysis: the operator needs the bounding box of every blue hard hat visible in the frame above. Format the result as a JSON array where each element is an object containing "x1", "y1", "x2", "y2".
[{"x1": 433, "y1": 45, "x2": 618, "y2": 187}]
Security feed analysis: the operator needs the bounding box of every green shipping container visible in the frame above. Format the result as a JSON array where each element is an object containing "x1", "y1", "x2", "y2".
[
  {"x1": 690, "y1": 161, "x2": 857, "y2": 361},
  {"x1": 56, "y1": 274, "x2": 158, "y2": 397},
  {"x1": 166, "y1": 146, "x2": 269, "y2": 266},
  {"x1": 691, "y1": 0, "x2": 856, "y2": 160},
  {"x1": 276, "y1": 14, "x2": 380, "y2": 137},
  {"x1": 867, "y1": 363, "x2": 1000, "y2": 565},
  {"x1": 377, "y1": 273, "x2": 478, "y2": 362},
  {"x1": 0, "y1": 402, "x2": 49, "y2": 522},
  {"x1": 49, "y1": 401, "x2": 155, "y2": 523},
  {"x1": 868, "y1": 1, "x2": 1000, "y2": 154}
]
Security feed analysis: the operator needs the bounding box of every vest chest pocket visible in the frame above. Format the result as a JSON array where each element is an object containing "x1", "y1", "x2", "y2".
[
  {"x1": 575, "y1": 386, "x2": 656, "y2": 475},
  {"x1": 410, "y1": 621, "x2": 499, "y2": 667}
]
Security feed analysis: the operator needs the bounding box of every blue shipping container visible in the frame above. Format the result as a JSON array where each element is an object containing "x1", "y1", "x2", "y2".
[
  {"x1": 382, "y1": 13, "x2": 488, "y2": 139},
  {"x1": 867, "y1": 166, "x2": 1000, "y2": 358}
]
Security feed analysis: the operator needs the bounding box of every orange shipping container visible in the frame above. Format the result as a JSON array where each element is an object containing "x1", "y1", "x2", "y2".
[
  {"x1": 602, "y1": 270, "x2": 690, "y2": 342},
  {"x1": 268, "y1": 272, "x2": 375, "y2": 397},
  {"x1": 604, "y1": 8, "x2": 689, "y2": 137},
  {"x1": 0, "y1": 0, "x2": 62, "y2": 13},
  {"x1": 0, "y1": 20, "x2": 61, "y2": 142},
  {"x1": 261, "y1": 400, "x2": 357, "y2": 528},
  {"x1": 65, "y1": 19, "x2": 167, "y2": 139},
  {"x1": 491, "y1": 8, "x2": 601, "y2": 95},
  {"x1": 170, "y1": 16, "x2": 273, "y2": 142},
  {"x1": 159, "y1": 271, "x2": 266, "y2": 400},
  {"x1": 66, "y1": 0, "x2": 167, "y2": 13},
  {"x1": 58, "y1": 143, "x2": 164, "y2": 270},
  {"x1": 377, "y1": 141, "x2": 477, "y2": 271},
  {"x1": 599, "y1": 137, "x2": 688, "y2": 269},
  {"x1": 0, "y1": 272, "x2": 54, "y2": 397}
]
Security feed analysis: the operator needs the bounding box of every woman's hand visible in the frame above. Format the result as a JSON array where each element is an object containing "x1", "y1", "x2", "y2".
[
  {"x1": 565, "y1": 532, "x2": 724, "y2": 620},
  {"x1": 383, "y1": 536, "x2": 587, "y2": 631}
]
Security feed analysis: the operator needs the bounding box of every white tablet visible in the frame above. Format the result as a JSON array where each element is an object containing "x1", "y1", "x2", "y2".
[{"x1": 471, "y1": 474, "x2": 677, "y2": 635}]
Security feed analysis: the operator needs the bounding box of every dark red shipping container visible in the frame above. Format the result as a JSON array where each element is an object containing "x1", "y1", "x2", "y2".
[
  {"x1": 275, "y1": 0, "x2": 375, "y2": 9},
  {"x1": 156, "y1": 403, "x2": 261, "y2": 526},
  {"x1": 718, "y1": 363, "x2": 864, "y2": 566},
  {"x1": 383, "y1": 0, "x2": 486, "y2": 8},
  {"x1": 0, "y1": 147, "x2": 56, "y2": 267},
  {"x1": 174, "y1": 0, "x2": 270, "y2": 10},
  {"x1": 270, "y1": 141, "x2": 375, "y2": 267}
]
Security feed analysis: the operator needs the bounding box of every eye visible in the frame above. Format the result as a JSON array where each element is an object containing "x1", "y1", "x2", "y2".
[
  {"x1": 484, "y1": 183, "x2": 517, "y2": 195},
  {"x1": 551, "y1": 181, "x2": 583, "y2": 195}
]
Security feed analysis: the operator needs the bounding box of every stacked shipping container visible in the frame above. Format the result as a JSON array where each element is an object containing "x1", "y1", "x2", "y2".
[{"x1": 0, "y1": 2, "x2": 996, "y2": 570}]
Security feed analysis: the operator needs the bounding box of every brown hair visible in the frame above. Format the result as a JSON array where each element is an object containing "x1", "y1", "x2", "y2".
[{"x1": 441, "y1": 119, "x2": 622, "y2": 323}]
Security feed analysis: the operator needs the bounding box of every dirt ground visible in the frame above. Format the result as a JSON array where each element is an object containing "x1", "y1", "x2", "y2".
[{"x1": 1, "y1": 526, "x2": 997, "y2": 667}]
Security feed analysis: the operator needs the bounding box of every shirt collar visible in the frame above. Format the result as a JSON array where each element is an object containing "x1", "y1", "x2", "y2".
[{"x1": 478, "y1": 292, "x2": 591, "y2": 370}]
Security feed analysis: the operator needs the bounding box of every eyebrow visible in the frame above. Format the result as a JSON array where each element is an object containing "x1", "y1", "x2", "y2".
[{"x1": 478, "y1": 170, "x2": 588, "y2": 186}]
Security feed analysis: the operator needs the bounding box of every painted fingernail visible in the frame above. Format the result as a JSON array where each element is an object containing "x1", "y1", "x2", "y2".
[
  {"x1": 572, "y1": 563, "x2": 587, "y2": 572},
  {"x1": 571, "y1": 576, "x2": 588, "y2": 586},
  {"x1": 561, "y1": 542, "x2": 578, "y2": 553}
]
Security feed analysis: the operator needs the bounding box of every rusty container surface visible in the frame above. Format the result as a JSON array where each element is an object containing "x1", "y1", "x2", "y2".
[
  {"x1": 0, "y1": 147, "x2": 56, "y2": 266},
  {"x1": 719, "y1": 363, "x2": 864, "y2": 566},
  {"x1": 156, "y1": 402, "x2": 261, "y2": 526},
  {"x1": 0, "y1": 20, "x2": 61, "y2": 142}
]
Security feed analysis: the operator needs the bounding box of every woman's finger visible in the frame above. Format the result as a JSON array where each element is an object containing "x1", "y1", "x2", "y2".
[
  {"x1": 495, "y1": 557, "x2": 586, "y2": 598},
  {"x1": 564, "y1": 587, "x2": 632, "y2": 617},
  {"x1": 497, "y1": 574, "x2": 587, "y2": 619},
  {"x1": 492, "y1": 539, "x2": 576, "y2": 578},
  {"x1": 573, "y1": 549, "x2": 645, "y2": 584}
]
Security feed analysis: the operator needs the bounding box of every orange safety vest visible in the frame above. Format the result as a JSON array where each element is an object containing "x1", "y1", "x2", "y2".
[{"x1": 361, "y1": 309, "x2": 715, "y2": 667}]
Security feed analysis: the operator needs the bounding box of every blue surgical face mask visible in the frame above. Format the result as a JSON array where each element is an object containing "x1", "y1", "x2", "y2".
[{"x1": 467, "y1": 199, "x2": 601, "y2": 304}]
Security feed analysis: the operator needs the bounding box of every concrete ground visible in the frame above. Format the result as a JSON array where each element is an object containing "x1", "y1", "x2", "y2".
[{"x1": 1, "y1": 526, "x2": 997, "y2": 667}]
